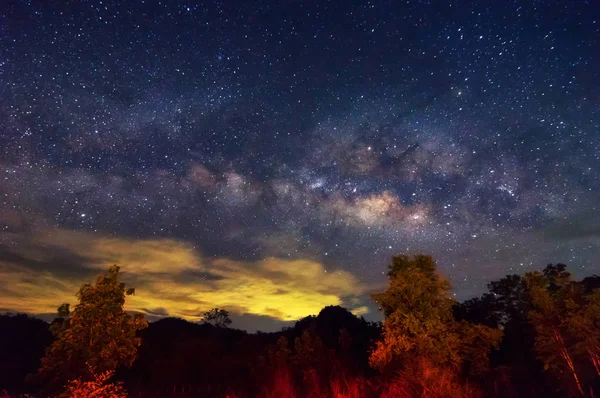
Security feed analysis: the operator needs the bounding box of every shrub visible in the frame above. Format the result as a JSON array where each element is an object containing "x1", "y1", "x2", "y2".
[
  {"x1": 380, "y1": 359, "x2": 481, "y2": 398},
  {"x1": 64, "y1": 364, "x2": 127, "y2": 398}
]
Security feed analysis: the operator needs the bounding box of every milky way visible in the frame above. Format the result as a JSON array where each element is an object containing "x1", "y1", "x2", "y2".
[{"x1": 1, "y1": 1, "x2": 599, "y2": 329}]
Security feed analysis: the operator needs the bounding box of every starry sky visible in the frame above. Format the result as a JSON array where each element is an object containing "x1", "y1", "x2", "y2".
[{"x1": 1, "y1": 0, "x2": 599, "y2": 331}]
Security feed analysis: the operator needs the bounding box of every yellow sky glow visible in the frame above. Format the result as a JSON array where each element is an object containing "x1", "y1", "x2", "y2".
[{"x1": 0, "y1": 227, "x2": 368, "y2": 322}]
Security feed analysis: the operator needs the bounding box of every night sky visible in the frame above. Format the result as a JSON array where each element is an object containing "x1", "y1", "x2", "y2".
[{"x1": 1, "y1": 0, "x2": 599, "y2": 331}]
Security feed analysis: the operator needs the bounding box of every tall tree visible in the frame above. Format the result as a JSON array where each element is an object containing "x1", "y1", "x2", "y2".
[
  {"x1": 568, "y1": 289, "x2": 600, "y2": 378},
  {"x1": 37, "y1": 265, "x2": 147, "y2": 395},
  {"x1": 455, "y1": 273, "x2": 539, "y2": 368},
  {"x1": 525, "y1": 264, "x2": 584, "y2": 396},
  {"x1": 370, "y1": 254, "x2": 501, "y2": 375}
]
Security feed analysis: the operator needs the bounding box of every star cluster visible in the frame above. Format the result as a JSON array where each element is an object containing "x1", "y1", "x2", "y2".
[{"x1": 1, "y1": 0, "x2": 599, "y2": 327}]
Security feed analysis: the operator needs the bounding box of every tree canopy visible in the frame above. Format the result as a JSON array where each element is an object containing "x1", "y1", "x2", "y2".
[
  {"x1": 525, "y1": 264, "x2": 600, "y2": 396},
  {"x1": 37, "y1": 265, "x2": 147, "y2": 395},
  {"x1": 370, "y1": 254, "x2": 502, "y2": 377}
]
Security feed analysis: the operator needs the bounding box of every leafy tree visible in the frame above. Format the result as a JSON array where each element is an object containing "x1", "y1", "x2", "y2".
[
  {"x1": 37, "y1": 265, "x2": 147, "y2": 394},
  {"x1": 456, "y1": 321, "x2": 503, "y2": 376},
  {"x1": 454, "y1": 273, "x2": 538, "y2": 368},
  {"x1": 268, "y1": 336, "x2": 292, "y2": 367},
  {"x1": 370, "y1": 255, "x2": 459, "y2": 371},
  {"x1": 370, "y1": 254, "x2": 501, "y2": 376},
  {"x1": 567, "y1": 289, "x2": 600, "y2": 378},
  {"x1": 293, "y1": 328, "x2": 328, "y2": 372},
  {"x1": 293, "y1": 328, "x2": 330, "y2": 397},
  {"x1": 487, "y1": 273, "x2": 530, "y2": 327},
  {"x1": 453, "y1": 294, "x2": 500, "y2": 328},
  {"x1": 200, "y1": 307, "x2": 232, "y2": 328},
  {"x1": 581, "y1": 275, "x2": 600, "y2": 292},
  {"x1": 525, "y1": 264, "x2": 584, "y2": 395}
]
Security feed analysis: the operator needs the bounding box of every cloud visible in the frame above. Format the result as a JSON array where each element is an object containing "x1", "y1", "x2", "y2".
[
  {"x1": 350, "y1": 306, "x2": 370, "y2": 317},
  {"x1": 539, "y1": 209, "x2": 600, "y2": 242},
  {"x1": 0, "y1": 226, "x2": 367, "y2": 326}
]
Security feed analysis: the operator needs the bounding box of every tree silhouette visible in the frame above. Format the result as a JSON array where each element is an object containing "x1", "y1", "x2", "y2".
[
  {"x1": 36, "y1": 265, "x2": 147, "y2": 395},
  {"x1": 200, "y1": 308, "x2": 232, "y2": 328}
]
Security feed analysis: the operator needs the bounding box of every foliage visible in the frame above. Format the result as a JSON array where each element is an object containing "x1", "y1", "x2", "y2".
[
  {"x1": 293, "y1": 328, "x2": 331, "y2": 396},
  {"x1": 370, "y1": 254, "x2": 501, "y2": 376},
  {"x1": 267, "y1": 336, "x2": 292, "y2": 366},
  {"x1": 525, "y1": 264, "x2": 600, "y2": 396},
  {"x1": 37, "y1": 265, "x2": 147, "y2": 395},
  {"x1": 567, "y1": 289, "x2": 600, "y2": 377},
  {"x1": 200, "y1": 307, "x2": 232, "y2": 328},
  {"x1": 453, "y1": 271, "x2": 543, "y2": 392},
  {"x1": 375, "y1": 254, "x2": 451, "y2": 318},
  {"x1": 64, "y1": 364, "x2": 127, "y2": 398},
  {"x1": 293, "y1": 328, "x2": 328, "y2": 370},
  {"x1": 525, "y1": 266, "x2": 574, "y2": 373},
  {"x1": 380, "y1": 358, "x2": 481, "y2": 398},
  {"x1": 456, "y1": 321, "x2": 503, "y2": 376}
]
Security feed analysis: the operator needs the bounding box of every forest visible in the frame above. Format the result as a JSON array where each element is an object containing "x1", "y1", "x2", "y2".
[{"x1": 1, "y1": 255, "x2": 599, "y2": 398}]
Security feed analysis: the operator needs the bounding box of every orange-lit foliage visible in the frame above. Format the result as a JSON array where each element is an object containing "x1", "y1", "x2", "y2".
[
  {"x1": 64, "y1": 364, "x2": 127, "y2": 398},
  {"x1": 370, "y1": 255, "x2": 501, "y2": 376},
  {"x1": 36, "y1": 265, "x2": 147, "y2": 396}
]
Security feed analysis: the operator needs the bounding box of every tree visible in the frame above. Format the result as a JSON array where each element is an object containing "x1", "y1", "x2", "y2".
[
  {"x1": 568, "y1": 289, "x2": 600, "y2": 378},
  {"x1": 454, "y1": 273, "x2": 539, "y2": 368},
  {"x1": 293, "y1": 327, "x2": 331, "y2": 397},
  {"x1": 456, "y1": 321, "x2": 503, "y2": 376},
  {"x1": 37, "y1": 265, "x2": 147, "y2": 395},
  {"x1": 200, "y1": 308, "x2": 232, "y2": 328},
  {"x1": 370, "y1": 254, "x2": 501, "y2": 376},
  {"x1": 525, "y1": 264, "x2": 584, "y2": 396},
  {"x1": 487, "y1": 274, "x2": 530, "y2": 328},
  {"x1": 370, "y1": 255, "x2": 460, "y2": 372},
  {"x1": 268, "y1": 336, "x2": 292, "y2": 367}
]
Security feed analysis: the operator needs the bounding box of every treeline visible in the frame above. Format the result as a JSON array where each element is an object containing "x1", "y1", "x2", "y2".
[{"x1": 0, "y1": 256, "x2": 599, "y2": 397}]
